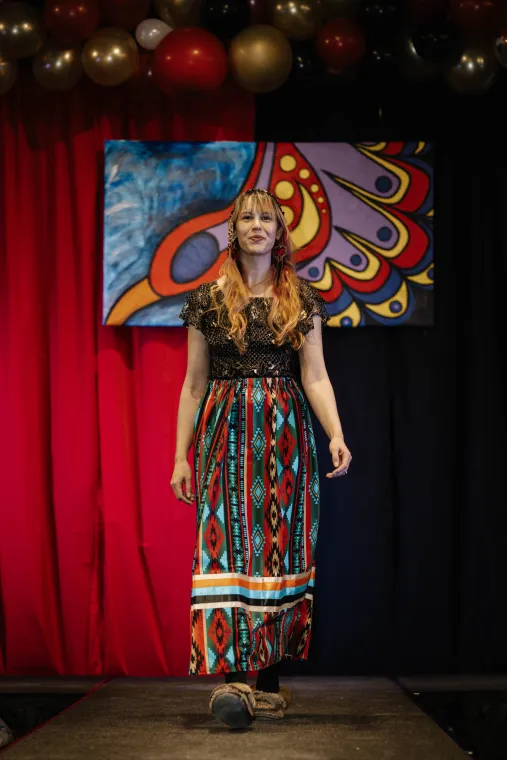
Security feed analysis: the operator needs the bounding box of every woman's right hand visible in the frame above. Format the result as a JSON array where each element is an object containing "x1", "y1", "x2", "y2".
[{"x1": 170, "y1": 459, "x2": 196, "y2": 505}]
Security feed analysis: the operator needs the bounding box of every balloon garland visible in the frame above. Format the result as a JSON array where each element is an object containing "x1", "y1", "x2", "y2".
[{"x1": 0, "y1": 0, "x2": 506, "y2": 95}]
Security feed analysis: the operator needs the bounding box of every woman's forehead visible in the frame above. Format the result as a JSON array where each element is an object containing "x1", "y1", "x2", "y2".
[{"x1": 239, "y1": 195, "x2": 275, "y2": 214}]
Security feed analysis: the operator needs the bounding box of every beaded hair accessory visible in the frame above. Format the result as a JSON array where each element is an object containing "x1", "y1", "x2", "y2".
[{"x1": 227, "y1": 188, "x2": 288, "y2": 263}]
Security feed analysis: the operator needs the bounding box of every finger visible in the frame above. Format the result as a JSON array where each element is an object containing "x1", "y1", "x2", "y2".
[
  {"x1": 174, "y1": 483, "x2": 192, "y2": 505},
  {"x1": 326, "y1": 463, "x2": 350, "y2": 477},
  {"x1": 336, "y1": 451, "x2": 352, "y2": 472},
  {"x1": 330, "y1": 445, "x2": 342, "y2": 461},
  {"x1": 184, "y1": 475, "x2": 195, "y2": 501}
]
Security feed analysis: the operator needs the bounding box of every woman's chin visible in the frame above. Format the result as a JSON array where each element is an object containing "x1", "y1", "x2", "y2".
[{"x1": 241, "y1": 246, "x2": 272, "y2": 256}]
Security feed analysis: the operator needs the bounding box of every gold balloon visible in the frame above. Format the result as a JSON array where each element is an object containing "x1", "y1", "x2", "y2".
[
  {"x1": 93, "y1": 26, "x2": 139, "y2": 53},
  {"x1": 229, "y1": 24, "x2": 293, "y2": 93},
  {"x1": 82, "y1": 27, "x2": 139, "y2": 87},
  {"x1": 0, "y1": 2, "x2": 45, "y2": 59},
  {"x1": 33, "y1": 45, "x2": 83, "y2": 91},
  {"x1": 269, "y1": 0, "x2": 324, "y2": 41},
  {"x1": 0, "y1": 54, "x2": 17, "y2": 95},
  {"x1": 154, "y1": 0, "x2": 202, "y2": 27}
]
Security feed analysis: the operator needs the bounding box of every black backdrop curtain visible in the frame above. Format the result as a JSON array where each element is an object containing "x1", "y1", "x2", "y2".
[{"x1": 256, "y1": 73, "x2": 507, "y2": 675}]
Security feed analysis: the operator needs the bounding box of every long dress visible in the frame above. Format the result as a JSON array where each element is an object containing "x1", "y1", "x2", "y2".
[{"x1": 178, "y1": 276, "x2": 330, "y2": 675}]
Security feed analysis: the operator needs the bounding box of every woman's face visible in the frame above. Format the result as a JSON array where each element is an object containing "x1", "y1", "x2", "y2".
[{"x1": 235, "y1": 200, "x2": 279, "y2": 257}]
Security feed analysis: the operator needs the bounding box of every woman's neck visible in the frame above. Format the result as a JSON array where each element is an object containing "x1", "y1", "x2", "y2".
[{"x1": 242, "y1": 268, "x2": 274, "y2": 296}]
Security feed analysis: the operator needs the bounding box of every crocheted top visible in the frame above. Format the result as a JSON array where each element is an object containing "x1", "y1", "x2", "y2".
[{"x1": 179, "y1": 277, "x2": 330, "y2": 380}]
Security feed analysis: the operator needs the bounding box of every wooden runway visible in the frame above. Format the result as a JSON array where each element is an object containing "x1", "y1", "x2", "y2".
[{"x1": 0, "y1": 677, "x2": 466, "y2": 759}]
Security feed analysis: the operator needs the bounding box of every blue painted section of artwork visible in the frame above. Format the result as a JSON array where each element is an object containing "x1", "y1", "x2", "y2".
[{"x1": 103, "y1": 140, "x2": 255, "y2": 323}]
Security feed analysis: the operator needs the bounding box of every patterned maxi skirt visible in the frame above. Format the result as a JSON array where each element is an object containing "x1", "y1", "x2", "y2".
[{"x1": 189, "y1": 375, "x2": 320, "y2": 675}]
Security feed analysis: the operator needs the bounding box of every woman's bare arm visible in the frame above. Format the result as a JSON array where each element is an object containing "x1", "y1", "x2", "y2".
[{"x1": 174, "y1": 326, "x2": 210, "y2": 462}]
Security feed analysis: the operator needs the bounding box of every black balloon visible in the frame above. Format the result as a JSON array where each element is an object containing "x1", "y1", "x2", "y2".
[
  {"x1": 411, "y1": 19, "x2": 462, "y2": 64},
  {"x1": 400, "y1": 31, "x2": 440, "y2": 81},
  {"x1": 365, "y1": 42, "x2": 398, "y2": 69},
  {"x1": 323, "y1": 0, "x2": 361, "y2": 18},
  {"x1": 361, "y1": 36, "x2": 399, "y2": 84},
  {"x1": 290, "y1": 40, "x2": 324, "y2": 78},
  {"x1": 360, "y1": 0, "x2": 404, "y2": 24},
  {"x1": 201, "y1": 0, "x2": 250, "y2": 46}
]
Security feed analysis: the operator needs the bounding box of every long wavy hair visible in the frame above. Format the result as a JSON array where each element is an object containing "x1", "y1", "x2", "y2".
[{"x1": 204, "y1": 189, "x2": 305, "y2": 354}]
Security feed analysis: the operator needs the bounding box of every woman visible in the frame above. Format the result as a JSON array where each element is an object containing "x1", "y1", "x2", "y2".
[{"x1": 172, "y1": 188, "x2": 352, "y2": 729}]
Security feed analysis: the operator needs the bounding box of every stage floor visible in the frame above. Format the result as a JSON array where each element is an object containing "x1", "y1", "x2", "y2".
[{"x1": 0, "y1": 676, "x2": 466, "y2": 759}]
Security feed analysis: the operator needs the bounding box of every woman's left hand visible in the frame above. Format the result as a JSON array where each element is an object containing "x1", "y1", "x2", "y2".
[{"x1": 326, "y1": 436, "x2": 352, "y2": 478}]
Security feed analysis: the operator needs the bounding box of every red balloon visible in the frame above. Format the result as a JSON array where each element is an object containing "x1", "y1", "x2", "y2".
[
  {"x1": 450, "y1": 0, "x2": 501, "y2": 35},
  {"x1": 316, "y1": 19, "x2": 366, "y2": 71},
  {"x1": 45, "y1": 0, "x2": 100, "y2": 44},
  {"x1": 100, "y1": 0, "x2": 151, "y2": 30},
  {"x1": 153, "y1": 27, "x2": 228, "y2": 94}
]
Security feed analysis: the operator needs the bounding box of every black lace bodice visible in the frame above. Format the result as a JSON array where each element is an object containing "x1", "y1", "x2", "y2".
[{"x1": 179, "y1": 277, "x2": 330, "y2": 380}]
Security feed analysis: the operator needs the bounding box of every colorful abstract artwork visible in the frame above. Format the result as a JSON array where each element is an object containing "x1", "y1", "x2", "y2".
[{"x1": 103, "y1": 140, "x2": 433, "y2": 327}]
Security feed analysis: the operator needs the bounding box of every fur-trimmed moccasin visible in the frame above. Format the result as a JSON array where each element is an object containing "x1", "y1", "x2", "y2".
[
  {"x1": 252, "y1": 686, "x2": 292, "y2": 720},
  {"x1": 209, "y1": 682, "x2": 256, "y2": 729}
]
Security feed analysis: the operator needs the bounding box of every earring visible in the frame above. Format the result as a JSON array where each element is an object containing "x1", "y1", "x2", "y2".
[{"x1": 273, "y1": 238, "x2": 287, "y2": 262}]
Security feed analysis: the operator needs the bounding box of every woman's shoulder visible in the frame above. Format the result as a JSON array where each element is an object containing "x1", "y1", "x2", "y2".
[
  {"x1": 195, "y1": 279, "x2": 220, "y2": 295},
  {"x1": 194, "y1": 279, "x2": 215, "y2": 292},
  {"x1": 296, "y1": 275, "x2": 319, "y2": 296},
  {"x1": 295, "y1": 276, "x2": 330, "y2": 328},
  {"x1": 191, "y1": 279, "x2": 217, "y2": 302}
]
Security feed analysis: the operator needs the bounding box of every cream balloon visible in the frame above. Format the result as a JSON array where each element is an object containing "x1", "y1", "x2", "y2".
[
  {"x1": 82, "y1": 27, "x2": 139, "y2": 86},
  {"x1": 135, "y1": 18, "x2": 172, "y2": 50},
  {"x1": 0, "y1": 54, "x2": 17, "y2": 95},
  {"x1": 229, "y1": 24, "x2": 293, "y2": 93},
  {"x1": 33, "y1": 44, "x2": 83, "y2": 91}
]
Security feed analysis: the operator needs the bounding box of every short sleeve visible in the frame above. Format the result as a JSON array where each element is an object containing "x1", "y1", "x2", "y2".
[
  {"x1": 298, "y1": 279, "x2": 330, "y2": 335},
  {"x1": 178, "y1": 284, "x2": 207, "y2": 331}
]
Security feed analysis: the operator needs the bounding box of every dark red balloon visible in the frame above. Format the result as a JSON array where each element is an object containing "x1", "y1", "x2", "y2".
[
  {"x1": 45, "y1": 0, "x2": 100, "y2": 44},
  {"x1": 100, "y1": 0, "x2": 151, "y2": 30},
  {"x1": 450, "y1": 0, "x2": 501, "y2": 35},
  {"x1": 153, "y1": 27, "x2": 228, "y2": 94},
  {"x1": 316, "y1": 19, "x2": 366, "y2": 71}
]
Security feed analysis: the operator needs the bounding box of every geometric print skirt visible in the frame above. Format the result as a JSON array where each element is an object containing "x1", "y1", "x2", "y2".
[{"x1": 189, "y1": 375, "x2": 320, "y2": 675}]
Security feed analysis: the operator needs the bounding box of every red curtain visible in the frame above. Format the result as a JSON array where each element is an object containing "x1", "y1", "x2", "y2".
[{"x1": 0, "y1": 76, "x2": 254, "y2": 676}]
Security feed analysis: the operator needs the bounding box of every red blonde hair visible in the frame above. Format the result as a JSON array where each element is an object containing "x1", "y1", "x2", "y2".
[{"x1": 206, "y1": 189, "x2": 306, "y2": 354}]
